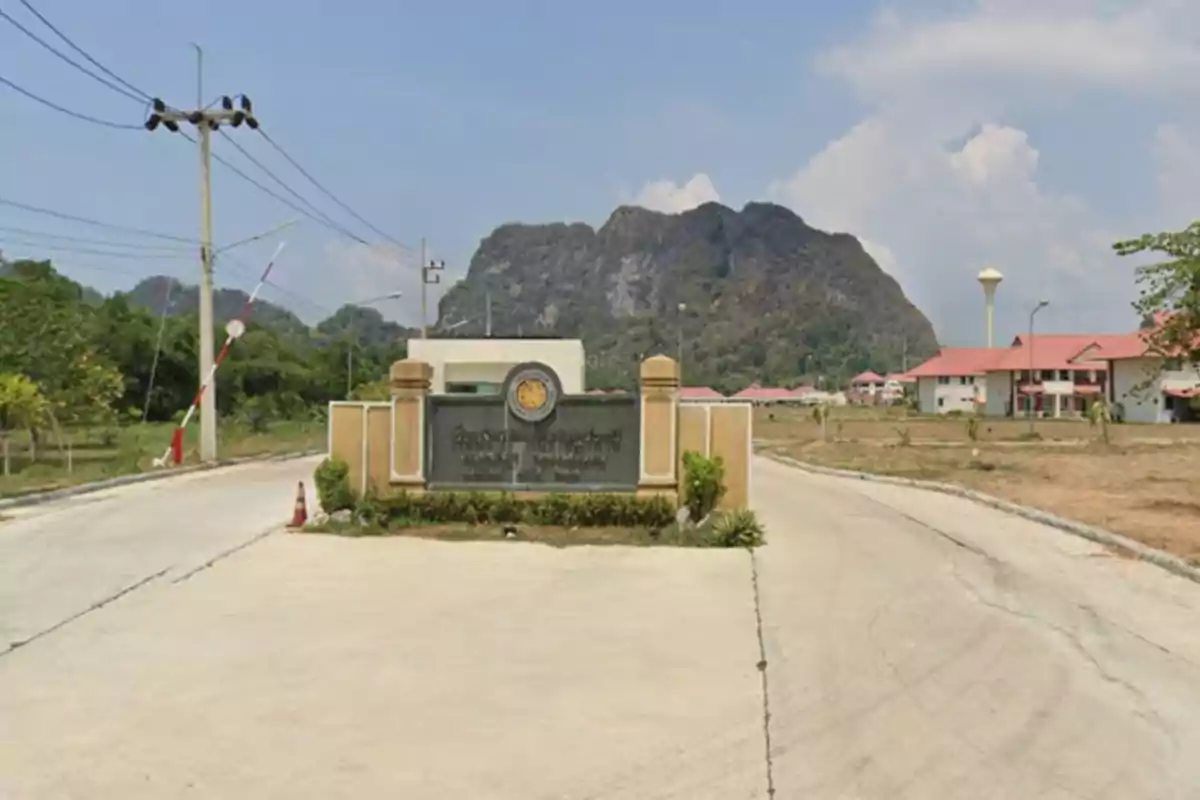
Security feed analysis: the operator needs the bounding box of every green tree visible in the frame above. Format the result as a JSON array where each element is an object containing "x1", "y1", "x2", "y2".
[
  {"x1": 0, "y1": 373, "x2": 48, "y2": 433},
  {"x1": 0, "y1": 261, "x2": 123, "y2": 427},
  {"x1": 0, "y1": 373, "x2": 48, "y2": 474},
  {"x1": 1114, "y1": 221, "x2": 1200, "y2": 365}
]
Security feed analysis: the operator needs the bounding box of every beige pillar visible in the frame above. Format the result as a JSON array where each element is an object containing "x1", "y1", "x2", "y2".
[
  {"x1": 389, "y1": 359, "x2": 432, "y2": 491},
  {"x1": 638, "y1": 355, "x2": 679, "y2": 497}
]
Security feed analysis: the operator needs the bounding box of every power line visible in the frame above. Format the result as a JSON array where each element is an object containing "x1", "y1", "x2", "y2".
[
  {"x1": 0, "y1": 196, "x2": 197, "y2": 243},
  {"x1": 174, "y1": 129, "x2": 370, "y2": 245},
  {"x1": 0, "y1": 225, "x2": 191, "y2": 252},
  {"x1": 0, "y1": 73, "x2": 142, "y2": 130},
  {"x1": 0, "y1": 236, "x2": 193, "y2": 260},
  {"x1": 215, "y1": 130, "x2": 364, "y2": 242},
  {"x1": 0, "y1": 7, "x2": 144, "y2": 103},
  {"x1": 256, "y1": 128, "x2": 413, "y2": 253},
  {"x1": 14, "y1": 0, "x2": 150, "y2": 101}
]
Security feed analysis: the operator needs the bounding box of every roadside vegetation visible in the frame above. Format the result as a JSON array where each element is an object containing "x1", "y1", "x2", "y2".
[
  {"x1": 0, "y1": 257, "x2": 396, "y2": 497},
  {"x1": 307, "y1": 452, "x2": 765, "y2": 549}
]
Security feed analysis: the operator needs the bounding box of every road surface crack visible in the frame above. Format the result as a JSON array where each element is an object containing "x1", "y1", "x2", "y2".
[
  {"x1": 1, "y1": 568, "x2": 168, "y2": 659},
  {"x1": 748, "y1": 547, "x2": 777, "y2": 799},
  {"x1": 171, "y1": 525, "x2": 278, "y2": 584}
]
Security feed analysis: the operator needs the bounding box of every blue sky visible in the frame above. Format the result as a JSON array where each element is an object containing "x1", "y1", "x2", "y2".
[{"x1": 1, "y1": 0, "x2": 1197, "y2": 344}]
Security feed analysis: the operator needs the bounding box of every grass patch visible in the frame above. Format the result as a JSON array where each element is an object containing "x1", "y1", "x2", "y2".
[{"x1": 0, "y1": 418, "x2": 324, "y2": 498}]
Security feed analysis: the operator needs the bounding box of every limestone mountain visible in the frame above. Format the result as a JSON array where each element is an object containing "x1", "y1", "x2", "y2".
[{"x1": 435, "y1": 201, "x2": 938, "y2": 390}]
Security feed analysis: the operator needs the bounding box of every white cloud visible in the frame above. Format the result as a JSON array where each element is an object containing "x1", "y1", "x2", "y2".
[
  {"x1": 769, "y1": 0, "x2": 1200, "y2": 343},
  {"x1": 632, "y1": 173, "x2": 721, "y2": 213},
  {"x1": 818, "y1": 0, "x2": 1200, "y2": 101},
  {"x1": 771, "y1": 120, "x2": 1130, "y2": 342}
]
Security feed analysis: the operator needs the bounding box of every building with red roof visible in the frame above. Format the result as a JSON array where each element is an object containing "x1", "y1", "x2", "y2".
[
  {"x1": 905, "y1": 325, "x2": 1198, "y2": 421},
  {"x1": 980, "y1": 334, "x2": 1114, "y2": 419},
  {"x1": 1069, "y1": 330, "x2": 1200, "y2": 423},
  {"x1": 905, "y1": 347, "x2": 1004, "y2": 414},
  {"x1": 679, "y1": 386, "x2": 727, "y2": 401}
]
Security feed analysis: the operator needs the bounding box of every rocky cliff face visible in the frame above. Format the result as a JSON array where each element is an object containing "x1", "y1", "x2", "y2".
[{"x1": 436, "y1": 202, "x2": 937, "y2": 390}]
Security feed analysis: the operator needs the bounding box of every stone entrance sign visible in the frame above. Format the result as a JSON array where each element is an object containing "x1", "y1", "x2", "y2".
[{"x1": 426, "y1": 362, "x2": 640, "y2": 491}]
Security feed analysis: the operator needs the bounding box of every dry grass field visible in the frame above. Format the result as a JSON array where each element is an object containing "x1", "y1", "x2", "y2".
[{"x1": 754, "y1": 406, "x2": 1200, "y2": 563}]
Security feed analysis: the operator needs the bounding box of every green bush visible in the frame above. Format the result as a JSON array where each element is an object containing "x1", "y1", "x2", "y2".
[
  {"x1": 681, "y1": 451, "x2": 726, "y2": 521},
  {"x1": 377, "y1": 491, "x2": 676, "y2": 529},
  {"x1": 314, "y1": 457, "x2": 356, "y2": 512},
  {"x1": 709, "y1": 509, "x2": 765, "y2": 548}
]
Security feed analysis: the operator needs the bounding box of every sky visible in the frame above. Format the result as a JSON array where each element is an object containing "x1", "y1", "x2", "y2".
[{"x1": 1, "y1": 0, "x2": 1197, "y2": 346}]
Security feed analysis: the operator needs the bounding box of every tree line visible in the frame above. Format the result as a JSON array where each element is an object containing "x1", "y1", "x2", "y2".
[{"x1": 0, "y1": 257, "x2": 408, "y2": 439}]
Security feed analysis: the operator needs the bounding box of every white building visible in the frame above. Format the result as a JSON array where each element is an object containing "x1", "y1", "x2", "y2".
[
  {"x1": 904, "y1": 348, "x2": 996, "y2": 414},
  {"x1": 407, "y1": 337, "x2": 586, "y2": 395},
  {"x1": 1073, "y1": 334, "x2": 1200, "y2": 423}
]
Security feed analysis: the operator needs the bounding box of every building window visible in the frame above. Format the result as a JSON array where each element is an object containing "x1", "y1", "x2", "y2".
[
  {"x1": 938, "y1": 397, "x2": 945, "y2": 408},
  {"x1": 446, "y1": 382, "x2": 502, "y2": 395},
  {"x1": 1059, "y1": 370, "x2": 1070, "y2": 381},
  {"x1": 1041, "y1": 370, "x2": 1055, "y2": 381},
  {"x1": 937, "y1": 376, "x2": 950, "y2": 385}
]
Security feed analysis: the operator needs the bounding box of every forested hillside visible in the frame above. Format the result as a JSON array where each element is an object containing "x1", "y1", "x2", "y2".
[{"x1": 0, "y1": 257, "x2": 410, "y2": 431}]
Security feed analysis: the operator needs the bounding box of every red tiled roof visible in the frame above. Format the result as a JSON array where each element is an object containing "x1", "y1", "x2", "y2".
[
  {"x1": 733, "y1": 386, "x2": 795, "y2": 400},
  {"x1": 986, "y1": 334, "x2": 1110, "y2": 372},
  {"x1": 885, "y1": 373, "x2": 916, "y2": 383},
  {"x1": 905, "y1": 348, "x2": 1007, "y2": 377},
  {"x1": 850, "y1": 370, "x2": 885, "y2": 384},
  {"x1": 790, "y1": 385, "x2": 816, "y2": 395},
  {"x1": 680, "y1": 386, "x2": 725, "y2": 399}
]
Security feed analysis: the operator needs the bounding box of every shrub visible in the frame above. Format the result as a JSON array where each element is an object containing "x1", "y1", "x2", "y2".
[
  {"x1": 314, "y1": 457, "x2": 356, "y2": 512},
  {"x1": 709, "y1": 509, "x2": 765, "y2": 548},
  {"x1": 681, "y1": 450, "x2": 726, "y2": 521},
  {"x1": 965, "y1": 415, "x2": 980, "y2": 441},
  {"x1": 895, "y1": 426, "x2": 912, "y2": 447},
  {"x1": 375, "y1": 491, "x2": 676, "y2": 530}
]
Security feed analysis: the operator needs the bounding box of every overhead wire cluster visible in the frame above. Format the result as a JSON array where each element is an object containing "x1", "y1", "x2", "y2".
[{"x1": 0, "y1": 0, "x2": 415, "y2": 280}]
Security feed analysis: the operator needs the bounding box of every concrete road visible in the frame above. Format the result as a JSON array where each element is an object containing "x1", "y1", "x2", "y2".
[
  {"x1": 0, "y1": 457, "x2": 321, "y2": 652},
  {"x1": 3, "y1": 455, "x2": 1200, "y2": 798},
  {"x1": 754, "y1": 456, "x2": 1200, "y2": 799}
]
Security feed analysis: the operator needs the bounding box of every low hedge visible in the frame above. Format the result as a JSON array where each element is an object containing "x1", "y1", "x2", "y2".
[{"x1": 357, "y1": 490, "x2": 677, "y2": 529}]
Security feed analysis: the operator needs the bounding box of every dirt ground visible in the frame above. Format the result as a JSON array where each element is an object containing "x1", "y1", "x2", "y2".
[{"x1": 754, "y1": 407, "x2": 1200, "y2": 563}]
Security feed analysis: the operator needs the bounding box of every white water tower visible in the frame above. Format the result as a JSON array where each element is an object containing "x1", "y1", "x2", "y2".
[{"x1": 977, "y1": 267, "x2": 1003, "y2": 348}]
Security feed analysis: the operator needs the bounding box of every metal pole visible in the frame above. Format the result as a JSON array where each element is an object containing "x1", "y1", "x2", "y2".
[
  {"x1": 1027, "y1": 309, "x2": 1034, "y2": 433},
  {"x1": 676, "y1": 302, "x2": 686, "y2": 375},
  {"x1": 194, "y1": 44, "x2": 217, "y2": 462},
  {"x1": 1026, "y1": 300, "x2": 1047, "y2": 434},
  {"x1": 420, "y1": 236, "x2": 427, "y2": 340},
  {"x1": 346, "y1": 336, "x2": 354, "y2": 399}
]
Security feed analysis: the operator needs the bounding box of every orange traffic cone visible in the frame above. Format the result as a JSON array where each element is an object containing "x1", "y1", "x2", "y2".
[{"x1": 290, "y1": 481, "x2": 308, "y2": 528}]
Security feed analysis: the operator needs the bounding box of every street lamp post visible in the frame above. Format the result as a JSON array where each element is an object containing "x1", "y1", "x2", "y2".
[
  {"x1": 346, "y1": 291, "x2": 403, "y2": 398},
  {"x1": 1027, "y1": 299, "x2": 1049, "y2": 433},
  {"x1": 676, "y1": 302, "x2": 687, "y2": 376}
]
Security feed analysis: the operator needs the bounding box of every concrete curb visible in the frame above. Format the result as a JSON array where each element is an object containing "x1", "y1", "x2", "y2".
[
  {"x1": 0, "y1": 449, "x2": 326, "y2": 512},
  {"x1": 766, "y1": 453, "x2": 1200, "y2": 586}
]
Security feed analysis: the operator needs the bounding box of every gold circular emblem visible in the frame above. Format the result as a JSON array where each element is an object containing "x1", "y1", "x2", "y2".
[{"x1": 516, "y1": 378, "x2": 548, "y2": 411}]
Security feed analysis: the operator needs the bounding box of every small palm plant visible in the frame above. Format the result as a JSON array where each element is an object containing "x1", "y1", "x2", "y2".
[
  {"x1": 812, "y1": 403, "x2": 830, "y2": 442},
  {"x1": 1088, "y1": 399, "x2": 1112, "y2": 445}
]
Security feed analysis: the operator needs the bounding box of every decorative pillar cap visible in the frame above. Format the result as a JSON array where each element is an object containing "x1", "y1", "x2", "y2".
[{"x1": 640, "y1": 354, "x2": 680, "y2": 388}]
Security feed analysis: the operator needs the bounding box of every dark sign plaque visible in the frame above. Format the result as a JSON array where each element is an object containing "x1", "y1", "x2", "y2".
[{"x1": 425, "y1": 363, "x2": 640, "y2": 491}]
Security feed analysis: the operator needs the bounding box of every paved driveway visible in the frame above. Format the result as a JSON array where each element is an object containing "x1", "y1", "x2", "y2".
[{"x1": 2, "y1": 455, "x2": 1200, "y2": 798}]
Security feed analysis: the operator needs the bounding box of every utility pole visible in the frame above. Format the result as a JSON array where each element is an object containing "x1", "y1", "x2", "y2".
[
  {"x1": 420, "y1": 236, "x2": 445, "y2": 339},
  {"x1": 1027, "y1": 299, "x2": 1049, "y2": 433},
  {"x1": 485, "y1": 290, "x2": 492, "y2": 337},
  {"x1": 144, "y1": 48, "x2": 259, "y2": 463}
]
